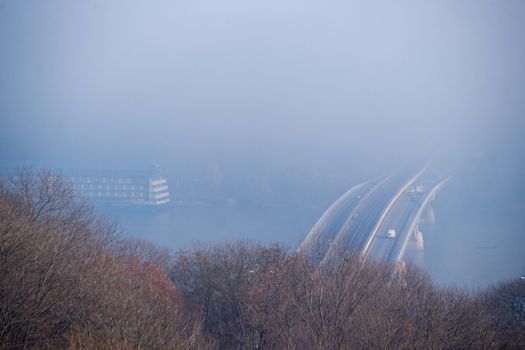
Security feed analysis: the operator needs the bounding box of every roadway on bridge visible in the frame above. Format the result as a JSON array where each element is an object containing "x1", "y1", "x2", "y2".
[
  {"x1": 321, "y1": 167, "x2": 420, "y2": 264},
  {"x1": 299, "y1": 162, "x2": 449, "y2": 265},
  {"x1": 364, "y1": 174, "x2": 450, "y2": 263},
  {"x1": 299, "y1": 179, "x2": 379, "y2": 263},
  {"x1": 364, "y1": 189, "x2": 423, "y2": 262}
]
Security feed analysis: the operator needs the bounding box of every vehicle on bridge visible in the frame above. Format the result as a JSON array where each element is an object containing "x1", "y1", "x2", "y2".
[{"x1": 387, "y1": 229, "x2": 396, "y2": 239}]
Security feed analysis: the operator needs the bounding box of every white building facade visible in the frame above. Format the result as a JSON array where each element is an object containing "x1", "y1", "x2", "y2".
[{"x1": 66, "y1": 165, "x2": 170, "y2": 206}]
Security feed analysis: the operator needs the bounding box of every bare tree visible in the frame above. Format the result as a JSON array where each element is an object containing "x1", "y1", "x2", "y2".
[{"x1": 0, "y1": 169, "x2": 202, "y2": 349}]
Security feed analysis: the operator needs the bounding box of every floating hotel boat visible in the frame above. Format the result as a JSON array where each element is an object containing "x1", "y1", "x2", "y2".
[
  {"x1": 1, "y1": 162, "x2": 171, "y2": 206},
  {"x1": 66, "y1": 163, "x2": 170, "y2": 206}
]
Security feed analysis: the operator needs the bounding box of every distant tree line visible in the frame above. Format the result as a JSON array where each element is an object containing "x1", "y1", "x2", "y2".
[{"x1": 0, "y1": 170, "x2": 523, "y2": 349}]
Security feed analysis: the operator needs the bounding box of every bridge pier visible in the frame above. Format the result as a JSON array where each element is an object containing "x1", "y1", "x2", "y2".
[
  {"x1": 414, "y1": 227, "x2": 424, "y2": 251},
  {"x1": 406, "y1": 224, "x2": 424, "y2": 252},
  {"x1": 420, "y1": 205, "x2": 435, "y2": 225}
]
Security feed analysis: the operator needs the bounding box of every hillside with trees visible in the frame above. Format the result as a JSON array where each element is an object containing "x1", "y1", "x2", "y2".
[{"x1": 1, "y1": 170, "x2": 523, "y2": 349}]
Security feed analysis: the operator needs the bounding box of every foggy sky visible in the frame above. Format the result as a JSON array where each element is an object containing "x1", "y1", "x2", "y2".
[{"x1": 1, "y1": 0, "x2": 524, "y2": 168}]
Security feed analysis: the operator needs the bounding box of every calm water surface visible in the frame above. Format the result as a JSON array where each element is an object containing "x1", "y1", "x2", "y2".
[
  {"x1": 98, "y1": 191, "x2": 525, "y2": 288},
  {"x1": 101, "y1": 205, "x2": 322, "y2": 252}
]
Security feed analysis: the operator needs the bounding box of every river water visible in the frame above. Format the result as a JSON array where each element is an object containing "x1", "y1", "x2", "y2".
[
  {"x1": 99, "y1": 188, "x2": 525, "y2": 288},
  {"x1": 101, "y1": 204, "x2": 322, "y2": 252}
]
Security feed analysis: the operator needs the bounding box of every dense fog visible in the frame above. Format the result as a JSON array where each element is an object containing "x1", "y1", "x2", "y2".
[{"x1": 1, "y1": 0, "x2": 524, "y2": 286}]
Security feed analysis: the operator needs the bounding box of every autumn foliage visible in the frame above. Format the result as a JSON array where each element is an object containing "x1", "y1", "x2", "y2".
[
  {"x1": 0, "y1": 170, "x2": 201, "y2": 349},
  {"x1": 1, "y1": 170, "x2": 524, "y2": 349}
]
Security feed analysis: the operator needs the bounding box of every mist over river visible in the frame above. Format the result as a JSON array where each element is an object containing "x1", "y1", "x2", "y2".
[
  {"x1": 102, "y1": 175, "x2": 525, "y2": 289},
  {"x1": 103, "y1": 204, "x2": 321, "y2": 252}
]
